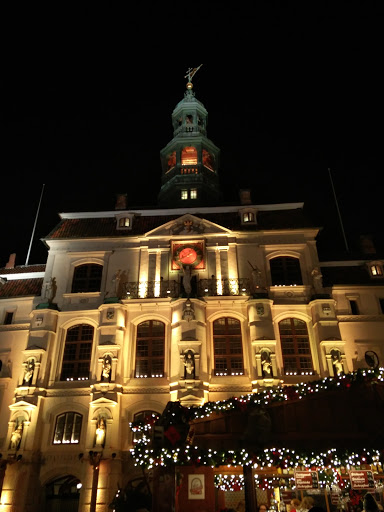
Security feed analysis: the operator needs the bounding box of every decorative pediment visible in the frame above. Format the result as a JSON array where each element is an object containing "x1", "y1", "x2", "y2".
[
  {"x1": 9, "y1": 398, "x2": 38, "y2": 410},
  {"x1": 145, "y1": 214, "x2": 232, "y2": 237},
  {"x1": 90, "y1": 391, "x2": 119, "y2": 406}
]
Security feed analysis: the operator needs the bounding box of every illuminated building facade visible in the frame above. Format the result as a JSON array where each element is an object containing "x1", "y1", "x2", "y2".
[{"x1": 0, "y1": 76, "x2": 383, "y2": 512}]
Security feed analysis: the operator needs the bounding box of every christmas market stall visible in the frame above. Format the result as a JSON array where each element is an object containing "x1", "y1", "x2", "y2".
[{"x1": 117, "y1": 368, "x2": 384, "y2": 512}]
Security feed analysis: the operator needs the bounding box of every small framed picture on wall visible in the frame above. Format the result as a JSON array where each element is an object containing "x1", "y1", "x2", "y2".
[{"x1": 188, "y1": 474, "x2": 205, "y2": 500}]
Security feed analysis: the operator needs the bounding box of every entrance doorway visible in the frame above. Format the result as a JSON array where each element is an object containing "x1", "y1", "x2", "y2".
[{"x1": 44, "y1": 474, "x2": 81, "y2": 512}]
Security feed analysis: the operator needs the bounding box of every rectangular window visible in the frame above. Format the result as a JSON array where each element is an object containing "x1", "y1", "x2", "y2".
[
  {"x1": 213, "y1": 317, "x2": 244, "y2": 376},
  {"x1": 371, "y1": 264, "x2": 383, "y2": 276},
  {"x1": 4, "y1": 312, "x2": 14, "y2": 325},
  {"x1": 349, "y1": 299, "x2": 359, "y2": 315},
  {"x1": 181, "y1": 190, "x2": 188, "y2": 200},
  {"x1": 119, "y1": 217, "x2": 130, "y2": 227},
  {"x1": 243, "y1": 212, "x2": 254, "y2": 223},
  {"x1": 190, "y1": 188, "x2": 197, "y2": 199}
]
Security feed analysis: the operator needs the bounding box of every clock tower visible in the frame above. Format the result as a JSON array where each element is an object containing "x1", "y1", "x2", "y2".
[{"x1": 157, "y1": 68, "x2": 222, "y2": 207}]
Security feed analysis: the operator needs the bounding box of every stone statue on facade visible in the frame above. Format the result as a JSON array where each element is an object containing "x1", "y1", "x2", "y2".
[
  {"x1": 311, "y1": 266, "x2": 323, "y2": 294},
  {"x1": 23, "y1": 359, "x2": 35, "y2": 386},
  {"x1": 331, "y1": 349, "x2": 343, "y2": 375},
  {"x1": 95, "y1": 417, "x2": 106, "y2": 447},
  {"x1": 184, "y1": 350, "x2": 195, "y2": 379},
  {"x1": 101, "y1": 355, "x2": 112, "y2": 382},
  {"x1": 10, "y1": 421, "x2": 23, "y2": 450},
  {"x1": 182, "y1": 265, "x2": 192, "y2": 296},
  {"x1": 261, "y1": 349, "x2": 273, "y2": 378}
]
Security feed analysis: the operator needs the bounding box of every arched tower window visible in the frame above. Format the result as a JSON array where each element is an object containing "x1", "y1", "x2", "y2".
[
  {"x1": 181, "y1": 146, "x2": 197, "y2": 165},
  {"x1": 279, "y1": 318, "x2": 313, "y2": 375},
  {"x1": 60, "y1": 324, "x2": 94, "y2": 381},
  {"x1": 213, "y1": 317, "x2": 243, "y2": 376},
  {"x1": 270, "y1": 256, "x2": 303, "y2": 286},
  {"x1": 202, "y1": 149, "x2": 214, "y2": 171},
  {"x1": 135, "y1": 321, "x2": 165, "y2": 378}
]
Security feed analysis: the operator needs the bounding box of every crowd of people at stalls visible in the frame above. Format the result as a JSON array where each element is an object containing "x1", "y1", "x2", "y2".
[{"x1": 218, "y1": 492, "x2": 383, "y2": 512}]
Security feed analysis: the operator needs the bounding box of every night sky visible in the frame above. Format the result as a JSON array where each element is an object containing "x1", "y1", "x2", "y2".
[{"x1": 1, "y1": 3, "x2": 383, "y2": 267}]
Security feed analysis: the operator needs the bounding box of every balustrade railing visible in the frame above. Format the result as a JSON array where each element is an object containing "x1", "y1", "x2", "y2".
[{"x1": 122, "y1": 278, "x2": 251, "y2": 299}]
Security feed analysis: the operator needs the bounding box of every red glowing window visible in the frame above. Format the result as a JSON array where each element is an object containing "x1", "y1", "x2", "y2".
[{"x1": 181, "y1": 147, "x2": 197, "y2": 165}]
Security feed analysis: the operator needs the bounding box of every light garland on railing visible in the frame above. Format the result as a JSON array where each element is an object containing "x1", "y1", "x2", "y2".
[{"x1": 129, "y1": 367, "x2": 384, "y2": 472}]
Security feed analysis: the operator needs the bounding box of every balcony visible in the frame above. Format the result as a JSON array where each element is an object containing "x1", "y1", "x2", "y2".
[{"x1": 122, "y1": 277, "x2": 253, "y2": 300}]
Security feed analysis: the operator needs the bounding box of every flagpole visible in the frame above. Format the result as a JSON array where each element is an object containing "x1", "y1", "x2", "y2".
[
  {"x1": 328, "y1": 168, "x2": 349, "y2": 253},
  {"x1": 25, "y1": 184, "x2": 45, "y2": 266}
]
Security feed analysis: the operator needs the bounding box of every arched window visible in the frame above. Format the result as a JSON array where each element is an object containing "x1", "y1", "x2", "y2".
[
  {"x1": 181, "y1": 146, "x2": 197, "y2": 165},
  {"x1": 135, "y1": 321, "x2": 165, "y2": 378},
  {"x1": 132, "y1": 410, "x2": 160, "y2": 443},
  {"x1": 213, "y1": 317, "x2": 243, "y2": 376},
  {"x1": 60, "y1": 324, "x2": 94, "y2": 381},
  {"x1": 71, "y1": 264, "x2": 103, "y2": 293},
  {"x1": 53, "y1": 412, "x2": 82, "y2": 444},
  {"x1": 270, "y1": 256, "x2": 303, "y2": 286},
  {"x1": 279, "y1": 318, "x2": 313, "y2": 375}
]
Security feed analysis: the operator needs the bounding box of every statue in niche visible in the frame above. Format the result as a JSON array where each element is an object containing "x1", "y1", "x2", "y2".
[
  {"x1": 182, "y1": 298, "x2": 195, "y2": 321},
  {"x1": 261, "y1": 350, "x2": 273, "y2": 378},
  {"x1": 95, "y1": 417, "x2": 106, "y2": 447},
  {"x1": 101, "y1": 355, "x2": 112, "y2": 382},
  {"x1": 10, "y1": 421, "x2": 23, "y2": 450},
  {"x1": 23, "y1": 359, "x2": 35, "y2": 386},
  {"x1": 184, "y1": 350, "x2": 195, "y2": 379},
  {"x1": 331, "y1": 349, "x2": 343, "y2": 375},
  {"x1": 311, "y1": 267, "x2": 323, "y2": 294}
]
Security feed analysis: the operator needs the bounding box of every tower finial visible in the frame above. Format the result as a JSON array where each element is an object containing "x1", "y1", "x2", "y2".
[{"x1": 184, "y1": 64, "x2": 203, "y2": 89}]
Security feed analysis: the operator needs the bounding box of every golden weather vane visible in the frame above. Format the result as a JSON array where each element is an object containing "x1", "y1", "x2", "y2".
[{"x1": 184, "y1": 64, "x2": 203, "y2": 83}]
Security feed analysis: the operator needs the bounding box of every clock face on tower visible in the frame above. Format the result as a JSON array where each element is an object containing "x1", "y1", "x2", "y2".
[{"x1": 172, "y1": 241, "x2": 205, "y2": 270}]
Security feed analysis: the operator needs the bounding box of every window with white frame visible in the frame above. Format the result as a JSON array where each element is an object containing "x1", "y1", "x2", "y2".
[
  {"x1": 213, "y1": 317, "x2": 244, "y2": 376},
  {"x1": 279, "y1": 318, "x2": 314, "y2": 375},
  {"x1": 135, "y1": 320, "x2": 165, "y2": 378}
]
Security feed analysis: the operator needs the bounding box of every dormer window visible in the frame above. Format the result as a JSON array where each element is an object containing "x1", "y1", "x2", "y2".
[
  {"x1": 240, "y1": 208, "x2": 257, "y2": 225},
  {"x1": 119, "y1": 217, "x2": 130, "y2": 228},
  {"x1": 116, "y1": 213, "x2": 134, "y2": 231},
  {"x1": 370, "y1": 263, "x2": 383, "y2": 277},
  {"x1": 243, "y1": 212, "x2": 255, "y2": 223}
]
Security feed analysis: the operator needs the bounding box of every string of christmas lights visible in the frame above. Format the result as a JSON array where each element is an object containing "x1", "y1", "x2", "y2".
[{"x1": 129, "y1": 367, "x2": 384, "y2": 474}]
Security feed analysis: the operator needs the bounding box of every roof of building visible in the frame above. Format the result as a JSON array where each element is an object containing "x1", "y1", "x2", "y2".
[
  {"x1": 44, "y1": 207, "x2": 316, "y2": 241},
  {"x1": 0, "y1": 277, "x2": 43, "y2": 298},
  {"x1": 321, "y1": 263, "x2": 384, "y2": 286}
]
